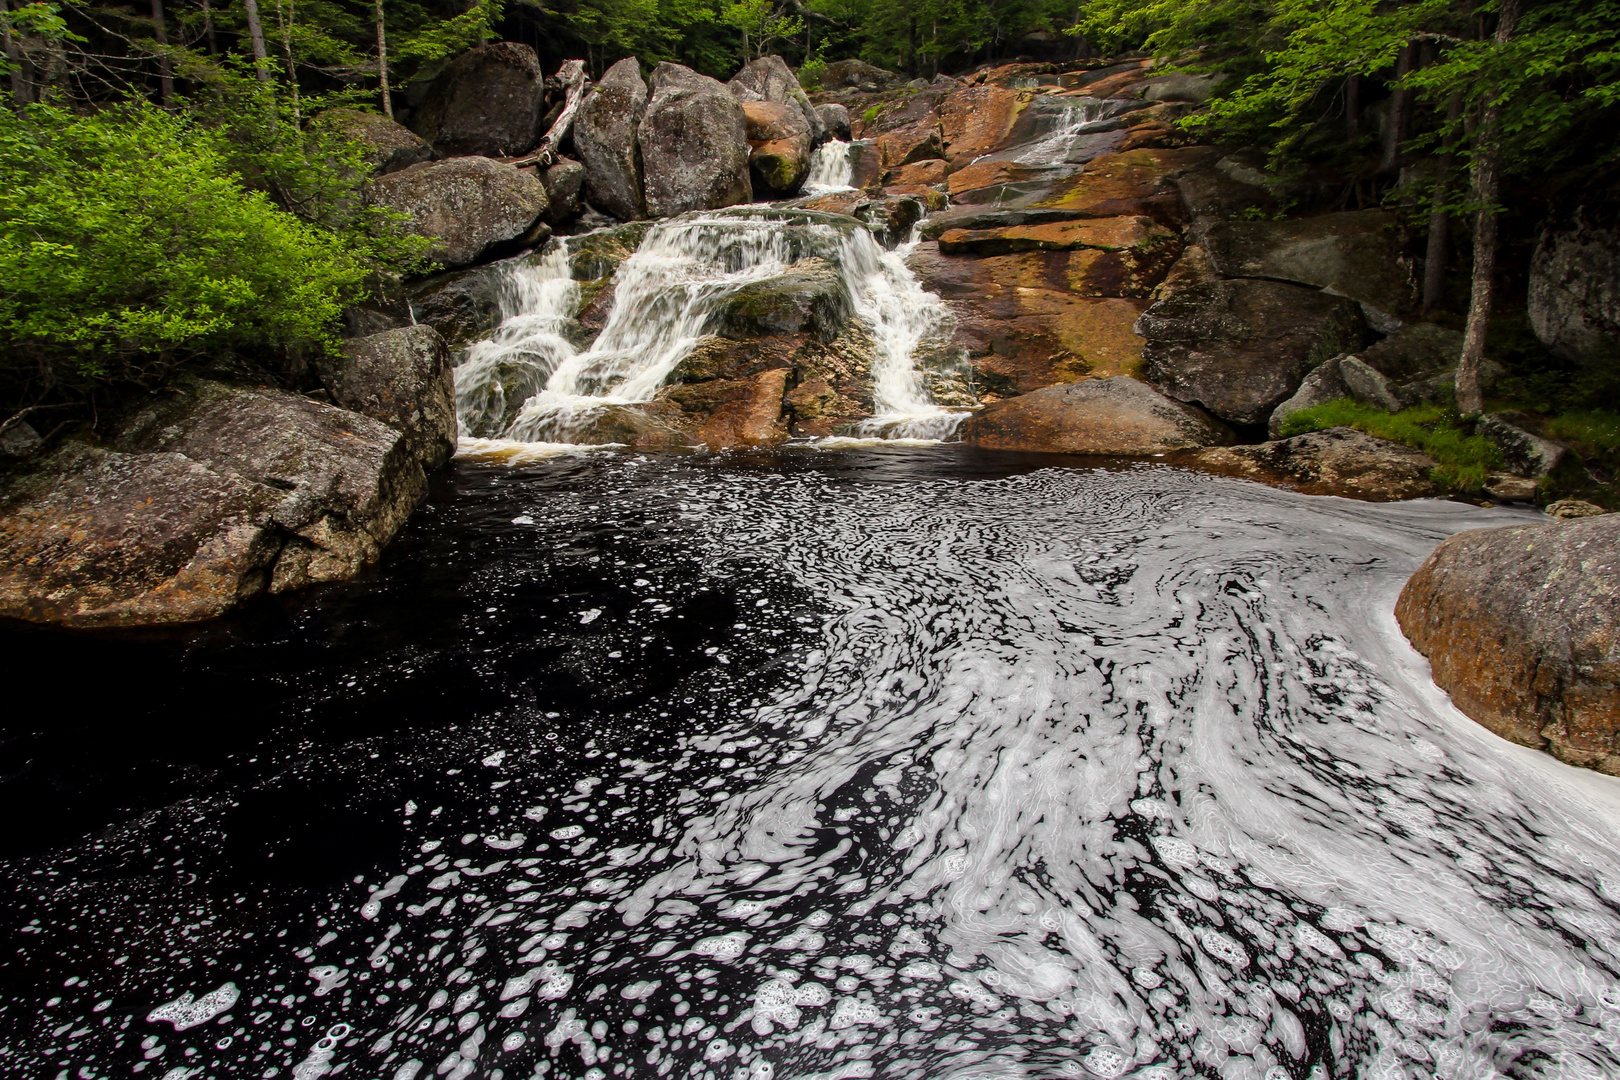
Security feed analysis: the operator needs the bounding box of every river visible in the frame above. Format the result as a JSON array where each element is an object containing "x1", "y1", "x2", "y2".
[{"x1": 4, "y1": 446, "x2": 1619, "y2": 1080}]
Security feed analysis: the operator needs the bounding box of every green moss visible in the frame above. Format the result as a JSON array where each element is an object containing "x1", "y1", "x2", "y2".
[
  {"x1": 1277, "y1": 399, "x2": 1505, "y2": 492},
  {"x1": 862, "y1": 104, "x2": 885, "y2": 125}
]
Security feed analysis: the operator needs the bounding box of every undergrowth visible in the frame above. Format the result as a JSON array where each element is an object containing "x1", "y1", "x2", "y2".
[{"x1": 1277, "y1": 399, "x2": 1505, "y2": 492}]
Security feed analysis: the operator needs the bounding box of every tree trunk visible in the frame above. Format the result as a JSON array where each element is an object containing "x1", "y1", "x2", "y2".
[
  {"x1": 1455, "y1": 0, "x2": 1518, "y2": 415},
  {"x1": 242, "y1": 0, "x2": 271, "y2": 81},
  {"x1": 1378, "y1": 43, "x2": 1415, "y2": 175},
  {"x1": 274, "y1": 0, "x2": 299, "y2": 120},
  {"x1": 202, "y1": 0, "x2": 217, "y2": 54},
  {"x1": 1422, "y1": 93, "x2": 1463, "y2": 315},
  {"x1": 0, "y1": 0, "x2": 32, "y2": 104},
  {"x1": 374, "y1": 0, "x2": 390, "y2": 117},
  {"x1": 151, "y1": 0, "x2": 174, "y2": 107},
  {"x1": 1344, "y1": 73, "x2": 1360, "y2": 139}
]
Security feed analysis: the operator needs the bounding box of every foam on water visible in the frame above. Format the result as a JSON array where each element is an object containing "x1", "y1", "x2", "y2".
[
  {"x1": 803, "y1": 141, "x2": 857, "y2": 195},
  {"x1": 13, "y1": 460, "x2": 1620, "y2": 1080}
]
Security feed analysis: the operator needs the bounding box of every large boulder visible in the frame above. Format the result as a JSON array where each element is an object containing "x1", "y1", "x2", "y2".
[
  {"x1": 1268, "y1": 357, "x2": 1350, "y2": 437},
  {"x1": 742, "y1": 100, "x2": 812, "y2": 195},
  {"x1": 405, "y1": 42, "x2": 546, "y2": 158},
  {"x1": 314, "y1": 107, "x2": 432, "y2": 174},
  {"x1": 960, "y1": 376, "x2": 1230, "y2": 454},
  {"x1": 1396, "y1": 514, "x2": 1620, "y2": 773},
  {"x1": 816, "y1": 103, "x2": 851, "y2": 141},
  {"x1": 1528, "y1": 179, "x2": 1620, "y2": 369},
  {"x1": 1136, "y1": 274, "x2": 1365, "y2": 426},
  {"x1": 638, "y1": 63, "x2": 753, "y2": 218},
  {"x1": 575, "y1": 58, "x2": 648, "y2": 221},
  {"x1": 1186, "y1": 426, "x2": 1441, "y2": 501},
  {"x1": 821, "y1": 59, "x2": 902, "y2": 91},
  {"x1": 728, "y1": 54, "x2": 826, "y2": 145},
  {"x1": 369, "y1": 157, "x2": 549, "y2": 268},
  {"x1": 540, "y1": 158, "x2": 587, "y2": 222},
  {"x1": 318, "y1": 325, "x2": 458, "y2": 470},
  {"x1": 1197, "y1": 209, "x2": 1414, "y2": 319}
]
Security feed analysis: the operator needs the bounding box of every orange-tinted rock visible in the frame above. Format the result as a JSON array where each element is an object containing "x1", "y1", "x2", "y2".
[
  {"x1": 670, "y1": 368, "x2": 791, "y2": 447},
  {"x1": 1184, "y1": 427, "x2": 1440, "y2": 501},
  {"x1": 1031, "y1": 147, "x2": 1211, "y2": 222},
  {"x1": 1396, "y1": 513, "x2": 1620, "y2": 772},
  {"x1": 741, "y1": 100, "x2": 812, "y2": 193},
  {"x1": 961, "y1": 376, "x2": 1230, "y2": 454},
  {"x1": 882, "y1": 184, "x2": 947, "y2": 211},
  {"x1": 940, "y1": 85, "x2": 1029, "y2": 164},
  {"x1": 892, "y1": 158, "x2": 949, "y2": 186},
  {"x1": 938, "y1": 215, "x2": 1172, "y2": 256},
  {"x1": 873, "y1": 123, "x2": 945, "y2": 168}
]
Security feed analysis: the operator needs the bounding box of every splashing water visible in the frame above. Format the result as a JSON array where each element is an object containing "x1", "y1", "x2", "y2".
[
  {"x1": 16, "y1": 456, "x2": 1620, "y2": 1080},
  {"x1": 1009, "y1": 99, "x2": 1139, "y2": 167},
  {"x1": 802, "y1": 140, "x2": 856, "y2": 195},
  {"x1": 453, "y1": 208, "x2": 968, "y2": 445}
]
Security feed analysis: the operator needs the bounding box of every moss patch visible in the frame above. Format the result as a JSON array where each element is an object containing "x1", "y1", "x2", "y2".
[{"x1": 1277, "y1": 399, "x2": 1504, "y2": 492}]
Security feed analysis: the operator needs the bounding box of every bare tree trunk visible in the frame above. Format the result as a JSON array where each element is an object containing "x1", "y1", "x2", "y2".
[
  {"x1": 274, "y1": 0, "x2": 299, "y2": 120},
  {"x1": 374, "y1": 0, "x2": 390, "y2": 117},
  {"x1": 1422, "y1": 93, "x2": 1463, "y2": 315},
  {"x1": 151, "y1": 0, "x2": 174, "y2": 106},
  {"x1": 1455, "y1": 0, "x2": 1518, "y2": 415},
  {"x1": 242, "y1": 0, "x2": 271, "y2": 81},
  {"x1": 1378, "y1": 43, "x2": 1415, "y2": 175},
  {"x1": 1344, "y1": 73, "x2": 1360, "y2": 138},
  {"x1": 1, "y1": 0, "x2": 33, "y2": 104},
  {"x1": 202, "y1": 0, "x2": 217, "y2": 53}
]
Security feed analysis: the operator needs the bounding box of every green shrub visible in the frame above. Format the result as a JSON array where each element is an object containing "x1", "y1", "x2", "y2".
[
  {"x1": 798, "y1": 57, "x2": 827, "y2": 91},
  {"x1": 0, "y1": 101, "x2": 420, "y2": 405},
  {"x1": 1277, "y1": 399, "x2": 1505, "y2": 491}
]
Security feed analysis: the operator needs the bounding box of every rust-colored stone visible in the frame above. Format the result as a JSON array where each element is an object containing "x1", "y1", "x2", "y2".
[
  {"x1": 940, "y1": 85, "x2": 1029, "y2": 164},
  {"x1": 891, "y1": 158, "x2": 949, "y2": 186},
  {"x1": 938, "y1": 215, "x2": 1172, "y2": 256}
]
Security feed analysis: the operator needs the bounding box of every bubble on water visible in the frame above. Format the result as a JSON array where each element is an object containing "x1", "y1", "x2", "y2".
[
  {"x1": 692, "y1": 932, "x2": 750, "y2": 961},
  {"x1": 147, "y1": 983, "x2": 239, "y2": 1031}
]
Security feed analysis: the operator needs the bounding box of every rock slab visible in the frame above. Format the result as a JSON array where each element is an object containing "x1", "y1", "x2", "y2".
[
  {"x1": 369, "y1": 157, "x2": 549, "y2": 268},
  {"x1": 1186, "y1": 426, "x2": 1440, "y2": 501},
  {"x1": 961, "y1": 376, "x2": 1231, "y2": 454},
  {"x1": 1397, "y1": 514, "x2": 1620, "y2": 773}
]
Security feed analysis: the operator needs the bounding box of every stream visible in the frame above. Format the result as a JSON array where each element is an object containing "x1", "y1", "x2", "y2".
[{"x1": 4, "y1": 448, "x2": 1620, "y2": 1080}]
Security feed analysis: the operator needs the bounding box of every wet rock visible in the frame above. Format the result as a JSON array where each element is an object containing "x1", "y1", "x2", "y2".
[
  {"x1": 940, "y1": 85, "x2": 1029, "y2": 165},
  {"x1": 711, "y1": 258, "x2": 849, "y2": 342},
  {"x1": 314, "y1": 107, "x2": 432, "y2": 174},
  {"x1": 871, "y1": 122, "x2": 945, "y2": 170},
  {"x1": 1338, "y1": 355, "x2": 1403, "y2": 413},
  {"x1": 1546, "y1": 499, "x2": 1610, "y2": 519},
  {"x1": 1136, "y1": 277, "x2": 1365, "y2": 426},
  {"x1": 742, "y1": 100, "x2": 812, "y2": 194},
  {"x1": 847, "y1": 140, "x2": 885, "y2": 189},
  {"x1": 858, "y1": 194, "x2": 929, "y2": 247},
  {"x1": 816, "y1": 103, "x2": 851, "y2": 140},
  {"x1": 933, "y1": 146, "x2": 1205, "y2": 232},
  {"x1": 406, "y1": 42, "x2": 546, "y2": 158},
  {"x1": 1484, "y1": 474, "x2": 1539, "y2": 502},
  {"x1": 555, "y1": 403, "x2": 691, "y2": 448},
  {"x1": 1197, "y1": 209, "x2": 1414, "y2": 318},
  {"x1": 369, "y1": 157, "x2": 549, "y2": 268},
  {"x1": 113, "y1": 380, "x2": 427, "y2": 594},
  {"x1": 575, "y1": 58, "x2": 649, "y2": 221},
  {"x1": 1528, "y1": 179, "x2": 1620, "y2": 369},
  {"x1": 1186, "y1": 427, "x2": 1440, "y2": 501},
  {"x1": 1267, "y1": 357, "x2": 1350, "y2": 437},
  {"x1": 1396, "y1": 513, "x2": 1620, "y2": 772},
  {"x1": 406, "y1": 256, "x2": 521, "y2": 348},
  {"x1": 0, "y1": 442, "x2": 283, "y2": 626},
  {"x1": 892, "y1": 159, "x2": 948, "y2": 186},
  {"x1": 665, "y1": 368, "x2": 791, "y2": 448},
  {"x1": 540, "y1": 158, "x2": 587, "y2": 222},
  {"x1": 638, "y1": 63, "x2": 753, "y2": 217},
  {"x1": 1477, "y1": 414, "x2": 1568, "y2": 478},
  {"x1": 319, "y1": 325, "x2": 458, "y2": 470},
  {"x1": 938, "y1": 215, "x2": 1174, "y2": 257},
  {"x1": 961, "y1": 376, "x2": 1230, "y2": 454},
  {"x1": 729, "y1": 54, "x2": 826, "y2": 145},
  {"x1": 821, "y1": 59, "x2": 902, "y2": 91}
]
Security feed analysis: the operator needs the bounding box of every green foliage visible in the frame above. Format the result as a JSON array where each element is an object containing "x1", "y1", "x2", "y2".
[
  {"x1": 798, "y1": 55, "x2": 827, "y2": 88},
  {"x1": 0, "y1": 103, "x2": 399, "y2": 399},
  {"x1": 1277, "y1": 399, "x2": 1505, "y2": 490}
]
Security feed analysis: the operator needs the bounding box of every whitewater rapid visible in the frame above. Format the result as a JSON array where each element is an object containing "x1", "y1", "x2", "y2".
[{"x1": 25, "y1": 458, "x2": 1620, "y2": 1080}]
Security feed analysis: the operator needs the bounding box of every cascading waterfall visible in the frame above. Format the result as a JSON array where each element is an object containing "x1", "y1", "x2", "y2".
[
  {"x1": 1011, "y1": 98, "x2": 1135, "y2": 166},
  {"x1": 452, "y1": 207, "x2": 969, "y2": 446},
  {"x1": 801, "y1": 139, "x2": 855, "y2": 194}
]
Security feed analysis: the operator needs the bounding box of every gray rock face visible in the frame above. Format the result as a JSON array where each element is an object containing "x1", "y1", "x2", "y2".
[
  {"x1": 1141, "y1": 73, "x2": 1219, "y2": 103},
  {"x1": 822, "y1": 59, "x2": 902, "y2": 91},
  {"x1": 1477, "y1": 414, "x2": 1568, "y2": 478},
  {"x1": 0, "y1": 375, "x2": 442, "y2": 627},
  {"x1": 1267, "y1": 357, "x2": 1350, "y2": 437},
  {"x1": 369, "y1": 157, "x2": 549, "y2": 268},
  {"x1": 638, "y1": 63, "x2": 753, "y2": 218},
  {"x1": 1197, "y1": 209, "x2": 1414, "y2": 318},
  {"x1": 1187, "y1": 426, "x2": 1441, "y2": 501},
  {"x1": 1338, "y1": 354, "x2": 1403, "y2": 412},
  {"x1": 728, "y1": 54, "x2": 827, "y2": 145},
  {"x1": 1528, "y1": 183, "x2": 1620, "y2": 369},
  {"x1": 320, "y1": 325, "x2": 458, "y2": 470},
  {"x1": 1136, "y1": 277, "x2": 1365, "y2": 426},
  {"x1": 1359, "y1": 321, "x2": 1463, "y2": 381},
  {"x1": 406, "y1": 42, "x2": 547, "y2": 158},
  {"x1": 540, "y1": 158, "x2": 587, "y2": 221},
  {"x1": 315, "y1": 107, "x2": 433, "y2": 174},
  {"x1": 1396, "y1": 513, "x2": 1620, "y2": 773},
  {"x1": 961, "y1": 376, "x2": 1231, "y2": 454},
  {"x1": 816, "y1": 103, "x2": 852, "y2": 141},
  {"x1": 575, "y1": 58, "x2": 648, "y2": 221}
]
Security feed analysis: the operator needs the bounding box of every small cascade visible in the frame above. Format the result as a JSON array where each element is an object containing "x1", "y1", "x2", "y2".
[
  {"x1": 1010, "y1": 97, "x2": 1134, "y2": 166},
  {"x1": 452, "y1": 207, "x2": 970, "y2": 446},
  {"x1": 801, "y1": 139, "x2": 854, "y2": 194}
]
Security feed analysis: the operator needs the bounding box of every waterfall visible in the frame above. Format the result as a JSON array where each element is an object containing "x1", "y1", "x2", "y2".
[
  {"x1": 801, "y1": 139, "x2": 854, "y2": 195},
  {"x1": 1011, "y1": 98, "x2": 1134, "y2": 166},
  {"x1": 453, "y1": 207, "x2": 969, "y2": 446}
]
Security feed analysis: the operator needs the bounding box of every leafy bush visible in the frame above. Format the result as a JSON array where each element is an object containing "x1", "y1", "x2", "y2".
[
  {"x1": 0, "y1": 101, "x2": 420, "y2": 407},
  {"x1": 799, "y1": 57, "x2": 827, "y2": 90},
  {"x1": 1277, "y1": 399, "x2": 1505, "y2": 491}
]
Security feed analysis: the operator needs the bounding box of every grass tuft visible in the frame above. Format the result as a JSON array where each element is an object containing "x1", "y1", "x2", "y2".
[{"x1": 1277, "y1": 399, "x2": 1505, "y2": 492}]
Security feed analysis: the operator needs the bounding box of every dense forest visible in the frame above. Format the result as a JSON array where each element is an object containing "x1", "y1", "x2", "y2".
[{"x1": 1, "y1": 0, "x2": 1617, "y2": 422}]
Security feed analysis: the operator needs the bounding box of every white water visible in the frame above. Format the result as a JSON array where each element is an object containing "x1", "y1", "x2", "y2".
[
  {"x1": 1010, "y1": 99, "x2": 1133, "y2": 167},
  {"x1": 802, "y1": 140, "x2": 856, "y2": 195},
  {"x1": 453, "y1": 208, "x2": 968, "y2": 446}
]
